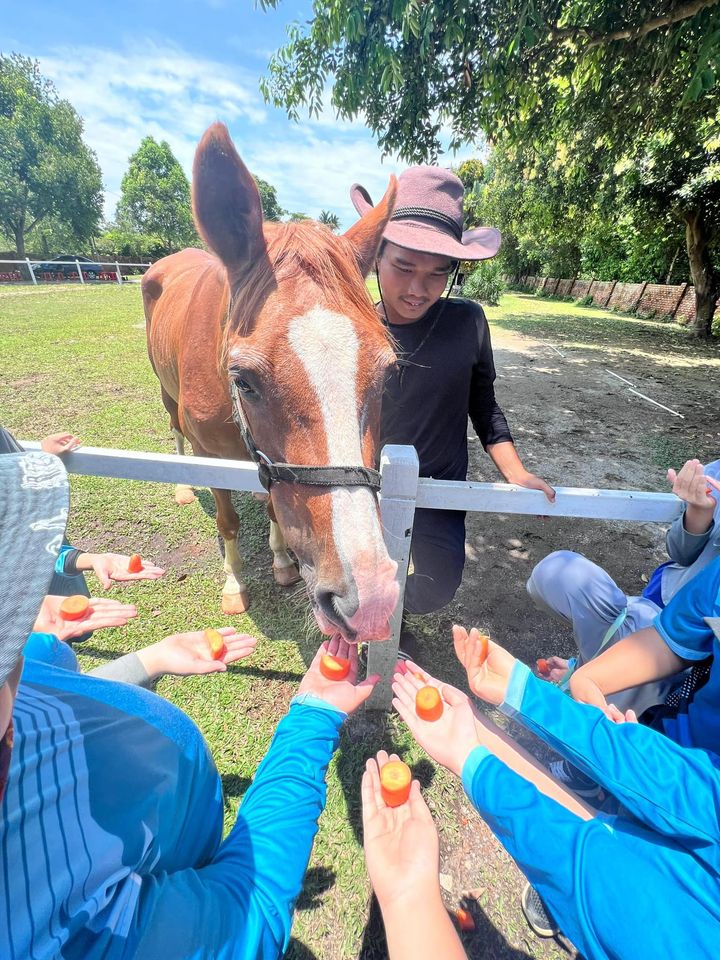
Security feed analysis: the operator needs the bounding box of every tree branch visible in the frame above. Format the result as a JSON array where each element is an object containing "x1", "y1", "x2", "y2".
[{"x1": 547, "y1": 0, "x2": 719, "y2": 49}]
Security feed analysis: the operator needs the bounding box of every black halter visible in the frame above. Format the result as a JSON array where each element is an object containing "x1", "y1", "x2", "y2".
[{"x1": 229, "y1": 380, "x2": 382, "y2": 493}]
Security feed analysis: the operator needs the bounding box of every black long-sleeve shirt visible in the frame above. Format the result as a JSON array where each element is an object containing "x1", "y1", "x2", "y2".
[{"x1": 380, "y1": 298, "x2": 512, "y2": 480}]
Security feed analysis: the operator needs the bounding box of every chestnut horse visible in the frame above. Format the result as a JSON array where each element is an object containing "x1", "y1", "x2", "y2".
[{"x1": 142, "y1": 123, "x2": 399, "y2": 643}]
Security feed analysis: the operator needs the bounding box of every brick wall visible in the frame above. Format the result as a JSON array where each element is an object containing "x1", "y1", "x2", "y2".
[
  {"x1": 570, "y1": 279, "x2": 592, "y2": 298},
  {"x1": 590, "y1": 280, "x2": 616, "y2": 307},
  {"x1": 675, "y1": 285, "x2": 696, "y2": 324},
  {"x1": 637, "y1": 283, "x2": 687, "y2": 318},
  {"x1": 556, "y1": 278, "x2": 574, "y2": 297},
  {"x1": 607, "y1": 282, "x2": 645, "y2": 312}
]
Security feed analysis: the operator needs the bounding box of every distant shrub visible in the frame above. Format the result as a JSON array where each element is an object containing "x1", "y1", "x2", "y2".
[
  {"x1": 461, "y1": 260, "x2": 505, "y2": 306},
  {"x1": 575, "y1": 294, "x2": 593, "y2": 306}
]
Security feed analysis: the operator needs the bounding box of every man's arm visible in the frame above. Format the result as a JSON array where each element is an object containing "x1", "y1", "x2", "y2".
[{"x1": 569, "y1": 626, "x2": 686, "y2": 710}]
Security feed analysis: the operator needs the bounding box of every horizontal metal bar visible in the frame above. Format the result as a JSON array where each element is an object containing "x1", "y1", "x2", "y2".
[
  {"x1": 0, "y1": 260, "x2": 152, "y2": 268},
  {"x1": 415, "y1": 477, "x2": 682, "y2": 522},
  {"x1": 21, "y1": 442, "x2": 265, "y2": 494}
]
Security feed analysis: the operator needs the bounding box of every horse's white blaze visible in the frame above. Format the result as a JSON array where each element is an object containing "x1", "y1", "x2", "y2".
[{"x1": 288, "y1": 306, "x2": 395, "y2": 630}]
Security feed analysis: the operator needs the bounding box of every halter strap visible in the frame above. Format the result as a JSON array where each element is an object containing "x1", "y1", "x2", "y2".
[
  {"x1": 390, "y1": 205, "x2": 463, "y2": 241},
  {"x1": 230, "y1": 381, "x2": 381, "y2": 493}
]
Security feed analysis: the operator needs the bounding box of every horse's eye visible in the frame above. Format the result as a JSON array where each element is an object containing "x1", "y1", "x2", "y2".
[{"x1": 236, "y1": 378, "x2": 255, "y2": 395}]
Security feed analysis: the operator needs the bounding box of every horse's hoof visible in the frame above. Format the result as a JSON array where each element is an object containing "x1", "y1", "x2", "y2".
[
  {"x1": 175, "y1": 484, "x2": 196, "y2": 505},
  {"x1": 222, "y1": 590, "x2": 250, "y2": 615},
  {"x1": 273, "y1": 563, "x2": 301, "y2": 587}
]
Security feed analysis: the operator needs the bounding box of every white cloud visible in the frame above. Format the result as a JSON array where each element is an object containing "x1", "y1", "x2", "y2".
[{"x1": 37, "y1": 39, "x2": 489, "y2": 230}]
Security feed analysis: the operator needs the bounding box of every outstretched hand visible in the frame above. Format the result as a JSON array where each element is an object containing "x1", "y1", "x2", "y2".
[
  {"x1": 361, "y1": 750, "x2": 440, "y2": 911},
  {"x1": 297, "y1": 637, "x2": 380, "y2": 715},
  {"x1": 85, "y1": 552, "x2": 165, "y2": 588},
  {"x1": 452, "y1": 624, "x2": 516, "y2": 706},
  {"x1": 137, "y1": 627, "x2": 257, "y2": 678},
  {"x1": 34, "y1": 595, "x2": 137, "y2": 642},
  {"x1": 392, "y1": 662, "x2": 479, "y2": 775},
  {"x1": 40, "y1": 432, "x2": 81, "y2": 456},
  {"x1": 668, "y1": 459, "x2": 719, "y2": 510}
]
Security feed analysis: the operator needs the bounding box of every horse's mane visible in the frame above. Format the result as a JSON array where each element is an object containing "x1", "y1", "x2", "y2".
[{"x1": 224, "y1": 221, "x2": 387, "y2": 348}]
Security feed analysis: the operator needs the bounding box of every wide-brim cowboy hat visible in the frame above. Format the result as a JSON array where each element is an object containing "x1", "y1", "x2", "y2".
[
  {"x1": 0, "y1": 452, "x2": 69, "y2": 689},
  {"x1": 350, "y1": 166, "x2": 501, "y2": 261}
]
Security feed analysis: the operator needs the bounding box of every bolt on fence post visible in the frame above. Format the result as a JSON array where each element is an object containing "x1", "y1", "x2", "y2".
[
  {"x1": 366, "y1": 444, "x2": 420, "y2": 710},
  {"x1": 25, "y1": 258, "x2": 37, "y2": 285}
]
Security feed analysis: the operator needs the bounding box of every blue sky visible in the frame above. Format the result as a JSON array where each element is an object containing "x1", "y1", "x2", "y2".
[{"x1": 3, "y1": 0, "x2": 483, "y2": 230}]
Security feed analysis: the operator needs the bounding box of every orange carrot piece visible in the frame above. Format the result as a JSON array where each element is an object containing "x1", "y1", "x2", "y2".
[
  {"x1": 59, "y1": 595, "x2": 90, "y2": 622},
  {"x1": 477, "y1": 633, "x2": 489, "y2": 666},
  {"x1": 204, "y1": 628, "x2": 226, "y2": 660},
  {"x1": 127, "y1": 554, "x2": 143, "y2": 573},
  {"x1": 414, "y1": 671, "x2": 425, "y2": 682},
  {"x1": 380, "y1": 760, "x2": 412, "y2": 808},
  {"x1": 536, "y1": 658, "x2": 551, "y2": 676},
  {"x1": 319, "y1": 653, "x2": 350, "y2": 681},
  {"x1": 416, "y1": 685, "x2": 443, "y2": 722},
  {"x1": 454, "y1": 908, "x2": 475, "y2": 932}
]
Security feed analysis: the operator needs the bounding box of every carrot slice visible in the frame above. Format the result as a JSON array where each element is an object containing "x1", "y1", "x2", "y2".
[
  {"x1": 476, "y1": 633, "x2": 489, "y2": 666},
  {"x1": 319, "y1": 653, "x2": 350, "y2": 681},
  {"x1": 454, "y1": 908, "x2": 475, "y2": 932},
  {"x1": 127, "y1": 554, "x2": 143, "y2": 573},
  {"x1": 204, "y1": 628, "x2": 226, "y2": 660},
  {"x1": 413, "y1": 671, "x2": 425, "y2": 682},
  {"x1": 416, "y1": 685, "x2": 443, "y2": 721},
  {"x1": 380, "y1": 760, "x2": 412, "y2": 808},
  {"x1": 536, "y1": 658, "x2": 551, "y2": 676},
  {"x1": 59, "y1": 595, "x2": 90, "y2": 622}
]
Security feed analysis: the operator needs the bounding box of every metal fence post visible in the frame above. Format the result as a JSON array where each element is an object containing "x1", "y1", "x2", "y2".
[
  {"x1": 366, "y1": 444, "x2": 419, "y2": 710},
  {"x1": 25, "y1": 258, "x2": 37, "y2": 285},
  {"x1": 75, "y1": 260, "x2": 85, "y2": 285},
  {"x1": 115, "y1": 262, "x2": 123, "y2": 285}
]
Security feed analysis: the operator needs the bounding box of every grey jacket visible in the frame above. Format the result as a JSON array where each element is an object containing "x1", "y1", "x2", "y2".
[{"x1": 662, "y1": 459, "x2": 720, "y2": 604}]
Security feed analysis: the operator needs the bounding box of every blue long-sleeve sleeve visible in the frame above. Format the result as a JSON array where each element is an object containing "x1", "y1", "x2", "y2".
[
  {"x1": 126, "y1": 698, "x2": 344, "y2": 960},
  {"x1": 462, "y1": 747, "x2": 720, "y2": 960},
  {"x1": 500, "y1": 662, "x2": 720, "y2": 872}
]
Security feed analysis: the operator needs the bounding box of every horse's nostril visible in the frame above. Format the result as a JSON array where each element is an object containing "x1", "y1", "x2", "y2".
[{"x1": 315, "y1": 583, "x2": 359, "y2": 634}]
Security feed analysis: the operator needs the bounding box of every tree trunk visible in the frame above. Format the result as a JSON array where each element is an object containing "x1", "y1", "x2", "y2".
[
  {"x1": 14, "y1": 224, "x2": 26, "y2": 260},
  {"x1": 684, "y1": 207, "x2": 719, "y2": 340}
]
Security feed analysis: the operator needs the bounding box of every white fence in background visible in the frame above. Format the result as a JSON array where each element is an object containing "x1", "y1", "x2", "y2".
[
  {"x1": 22, "y1": 441, "x2": 682, "y2": 708},
  {"x1": 0, "y1": 258, "x2": 152, "y2": 285}
]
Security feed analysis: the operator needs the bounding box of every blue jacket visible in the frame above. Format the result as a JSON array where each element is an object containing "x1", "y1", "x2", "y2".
[
  {"x1": 1, "y1": 660, "x2": 343, "y2": 959},
  {"x1": 462, "y1": 662, "x2": 720, "y2": 960}
]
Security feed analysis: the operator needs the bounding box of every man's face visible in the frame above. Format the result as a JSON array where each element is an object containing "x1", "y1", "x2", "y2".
[
  {"x1": 377, "y1": 242, "x2": 456, "y2": 324},
  {"x1": 0, "y1": 658, "x2": 22, "y2": 805}
]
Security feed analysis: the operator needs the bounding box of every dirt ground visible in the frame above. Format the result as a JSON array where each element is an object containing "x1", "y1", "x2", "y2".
[{"x1": 404, "y1": 300, "x2": 720, "y2": 959}]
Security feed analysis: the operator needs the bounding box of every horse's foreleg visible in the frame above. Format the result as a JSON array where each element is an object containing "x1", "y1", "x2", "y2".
[
  {"x1": 213, "y1": 487, "x2": 249, "y2": 614},
  {"x1": 269, "y1": 519, "x2": 301, "y2": 586},
  {"x1": 172, "y1": 428, "x2": 197, "y2": 505}
]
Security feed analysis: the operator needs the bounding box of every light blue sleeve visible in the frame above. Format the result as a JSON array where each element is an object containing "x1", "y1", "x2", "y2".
[
  {"x1": 54, "y1": 543, "x2": 76, "y2": 577},
  {"x1": 655, "y1": 555, "x2": 720, "y2": 660},
  {"x1": 128, "y1": 699, "x2": 344, "y2": 960},
  {"x1": 665, "y1": 459, "x2": 720, "y2": 565},
  {"x1": 500, "y1": 662, "x2": 720, "y2": 872}
]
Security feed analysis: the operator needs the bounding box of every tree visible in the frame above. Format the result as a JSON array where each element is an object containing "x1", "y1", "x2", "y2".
[
  {"x1": 116, "y1": 137, "x2": 198, "y2": 255},
  {"x1": 261, "y1": 1, "x2": 720, "y2": 337},
  {"x1": 318, "y1": 209, "x2": 340, "y2": 231},
  {"x1": 253, "y1": 174, "x2": 285, "y2": 220},
  {"x1": 453, "y1": 158, "x2": 486, "y2": 227},
  {"x1": 287, "y1": 211, "x2": 311, "y2": 221},
  {"x1": 0, "y1": 54, "x2": 103, "y2": 258}
]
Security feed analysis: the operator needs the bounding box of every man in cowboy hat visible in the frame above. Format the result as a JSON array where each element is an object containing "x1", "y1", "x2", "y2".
[{"x1": 351, "y1": 167, "x2": 555, "y2": 645}]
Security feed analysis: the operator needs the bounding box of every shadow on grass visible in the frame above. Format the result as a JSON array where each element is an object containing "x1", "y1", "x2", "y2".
[{"x1": 296, "y1": 866, "x2": 337, "y2": 910}]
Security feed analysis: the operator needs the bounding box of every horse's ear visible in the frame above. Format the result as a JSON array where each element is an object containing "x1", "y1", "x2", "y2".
[
  {"x1": 192, "y1": 123, "x2": 264, "y2": 278},
  {"x1": 343, "y1": 176, "x2": 397, "y2": 277}
]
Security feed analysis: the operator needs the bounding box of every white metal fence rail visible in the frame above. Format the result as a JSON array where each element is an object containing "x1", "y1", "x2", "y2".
[
  {"x1": 0, "y1": 259, "x2": 152, "y2": 285},
  {"x1": 23, "y1": 440, "x2": 682, "y2": 707}
]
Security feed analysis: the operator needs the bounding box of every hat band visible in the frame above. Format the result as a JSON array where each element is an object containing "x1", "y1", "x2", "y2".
[{"x1": 390, "y1": 205, "x2": 463, "y2": 241}]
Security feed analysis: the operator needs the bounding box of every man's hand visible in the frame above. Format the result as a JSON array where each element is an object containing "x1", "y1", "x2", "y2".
[
  {"x1": 34, "y1": 595, "x2": 137, "y2": 641},
  {"x1": 512, "y1": 469, "x2": 556, "y2": 503},
  {"x1": 297, "y1": 637, "x2": 380, "y2": 715},
  {"x1": 362, "y1": 750, "x2": 440, "y2": 911},
  {"x1": 40, "y1": 433, "x2": 81, "y2": 455},
  {"x1": 81, "y1": 552, "x2": 165, "y2": 588},
  {"x1": 137, "y1": 628, "x2": 257, "y2": 678},
  {"x1": 452, "y1": 624, "x2": 517, "y2": 706},
  {"x1": 392, "y1": 663, "x2": 479, "y2": 775}
]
